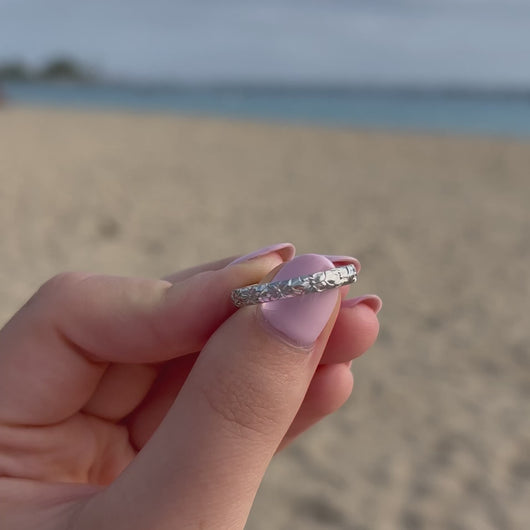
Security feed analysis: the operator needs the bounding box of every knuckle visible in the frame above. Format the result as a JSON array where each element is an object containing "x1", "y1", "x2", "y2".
[
  {"x1": 14, "y1": 272, "x2": 97, "y2": 320},
  {"x1": 35, "y1": 272, "x2": 93, "y2": 304},
  {"x1": 40, "y1": 272, "x2": 91, "y2": 294}
]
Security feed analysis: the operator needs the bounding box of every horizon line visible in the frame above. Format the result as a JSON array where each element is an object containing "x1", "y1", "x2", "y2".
[{"x1": 4, "y1": 78, "x2": 530, "y2": 99}]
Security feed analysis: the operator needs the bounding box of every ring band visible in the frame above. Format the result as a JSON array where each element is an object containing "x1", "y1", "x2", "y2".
[{"x1": 231, "y1": 264, "x2": 357, "y2": 308}]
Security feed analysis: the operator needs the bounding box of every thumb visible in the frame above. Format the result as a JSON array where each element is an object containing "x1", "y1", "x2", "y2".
[{"x1": 82, "y1": 255, "x2": 340, "y2": 530}]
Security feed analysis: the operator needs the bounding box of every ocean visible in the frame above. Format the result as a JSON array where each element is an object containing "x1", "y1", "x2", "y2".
[{"x1": 3, "y1": 82, "x2": 530, "y2": 138}]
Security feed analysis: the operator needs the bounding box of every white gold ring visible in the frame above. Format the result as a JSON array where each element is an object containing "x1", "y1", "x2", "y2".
[{"x1": 231, "y1": 264, "x2": 357, "y2": 308}]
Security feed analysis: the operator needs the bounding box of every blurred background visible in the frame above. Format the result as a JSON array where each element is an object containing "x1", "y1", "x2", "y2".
[{"x1": 1, "y1": 1, "x2": 529, "y2": 529}]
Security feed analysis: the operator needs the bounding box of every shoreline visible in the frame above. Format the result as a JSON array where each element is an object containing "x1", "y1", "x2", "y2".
[
  {"x1": 3, "y1": 103, "x2": 530, "y2": 144},
  {"x1": 3, "y1": 79, "x2": 530, "y2": 139}
]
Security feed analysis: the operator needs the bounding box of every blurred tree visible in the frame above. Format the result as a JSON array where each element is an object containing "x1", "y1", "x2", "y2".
[
  {"x1": 0, "y1": 62, "x2": 30, "y2": 81},
  {"x1": 38, "y1": 58, "x2": 91, "y2": 81}
]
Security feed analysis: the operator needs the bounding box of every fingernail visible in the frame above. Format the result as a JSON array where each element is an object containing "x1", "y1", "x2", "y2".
[
  {"x1": 342, "y1": 294, "x2": 382, "y2": 314},
  {"x1": 325, "y1": 255, "x2": 361, "y2": 273},
  {"x1": 228, "y1": 243, "x2": 295, "y2": 266},
  {"x1": 261, "y1": 254, "x2": 338, "y2": 347}
]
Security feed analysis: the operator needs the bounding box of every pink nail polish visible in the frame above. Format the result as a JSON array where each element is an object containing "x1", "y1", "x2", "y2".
[
  {"x1": 228, "y1": 243, "x2": 295, "y2": 265},
  {"x1": 342, "y1": 294, "x2": 382, "y2": 314},
  {"x1": 325, "y1": 255, "x2": 361, "y2": 273},
  {"x1": 261, "y1": 254, "x2": 338, "y2": 347}
]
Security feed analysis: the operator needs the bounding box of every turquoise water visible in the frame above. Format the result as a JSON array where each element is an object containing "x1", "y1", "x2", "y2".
[{"x1": 4, "y1": 82, "x2": 530, "y2": 138}]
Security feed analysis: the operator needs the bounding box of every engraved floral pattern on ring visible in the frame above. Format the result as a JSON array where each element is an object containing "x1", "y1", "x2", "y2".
[{"x1": 231, "y1": 264, "x2": 357, "y2": 307}]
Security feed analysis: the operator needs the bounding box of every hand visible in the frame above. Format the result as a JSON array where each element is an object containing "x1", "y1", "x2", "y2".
[{"x1": 0, "y1": 246, "x2": 380, "y2": 530}]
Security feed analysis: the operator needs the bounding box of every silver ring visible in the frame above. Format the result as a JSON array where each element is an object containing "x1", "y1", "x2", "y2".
[{"x1": 231, "y1": 264, "x2": 357, "y2": 308}]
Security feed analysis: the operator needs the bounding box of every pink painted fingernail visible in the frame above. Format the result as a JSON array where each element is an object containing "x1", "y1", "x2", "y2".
[
  {"x1": 325, "y1": 255, "x2": 361, "y2": 273},
  {"x1": 261, "y1": 254, "x2": 338, "y2": 347},
  {"x1": 342, "y1": 294, "x2": 382, "y2": 314},
  {"x1": 228, "y1": 243, "x2": 296, "y2": 265}
]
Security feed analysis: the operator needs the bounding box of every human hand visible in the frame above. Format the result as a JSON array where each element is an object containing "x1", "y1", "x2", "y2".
[{"x1": 0, "y1": 244, "x2": 380, "y2": 530}]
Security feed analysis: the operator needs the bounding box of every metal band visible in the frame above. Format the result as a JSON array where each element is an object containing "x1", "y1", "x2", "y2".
[{"x1": 231, "y1": 264, "x2": 357, "y2": 307}]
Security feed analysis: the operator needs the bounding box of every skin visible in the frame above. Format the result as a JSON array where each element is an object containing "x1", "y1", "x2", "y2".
[{"x1": 0, "y1": 251, "x2": 379, "y2": 530}]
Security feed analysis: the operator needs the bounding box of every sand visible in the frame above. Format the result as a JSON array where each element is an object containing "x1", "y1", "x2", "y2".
[{"x1": 0, "y1": 106, "x2": 529, "y2": 529}]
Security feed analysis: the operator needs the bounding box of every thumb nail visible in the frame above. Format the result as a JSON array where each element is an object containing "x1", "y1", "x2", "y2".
[{"x1": 260, "y1": 254, "x2": 338, "y2": 347}]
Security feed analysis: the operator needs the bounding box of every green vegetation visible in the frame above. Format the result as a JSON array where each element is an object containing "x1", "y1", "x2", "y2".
[
  {"x1": 0, "y1": 62, "x2": 30, "y2": 81},
  {"x1": 0, "y1": 58, "x2": 95, "y2": 82},
  {"x1": 39, "y1": 58, "x2": 90, "y2": 81}
]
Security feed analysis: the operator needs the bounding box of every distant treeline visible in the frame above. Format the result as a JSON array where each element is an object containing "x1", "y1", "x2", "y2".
[
  {"x1": 1, "y1": 60, "x2": 529, "y2": 100},
  {"x1": 0, "y1": 58, "x2": 96, "y2": 82}
]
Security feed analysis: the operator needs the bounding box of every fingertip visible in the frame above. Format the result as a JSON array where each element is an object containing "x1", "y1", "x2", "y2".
[
  {"x1": 323, "y1": 363, "x2": 354, "y2": 411},
  {"x1": 304, "y1": 363, "x2": 354, "y2": 416},
  {"x1": 320, "y1": 300, "x2": 380, "y2": 365},
  {"x1": 277, "y1": 363, "x2": 353, "y2": 451},
  {"x1": 342, "y1": 294, "x2": 382, "y2": 314}
]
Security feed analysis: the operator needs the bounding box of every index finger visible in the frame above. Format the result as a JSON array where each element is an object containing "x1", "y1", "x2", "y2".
[{"x1": 0, "y1": 251, "x2": 285, "y2": 426}]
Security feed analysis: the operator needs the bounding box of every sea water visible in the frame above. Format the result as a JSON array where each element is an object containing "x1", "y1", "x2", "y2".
[{"x1": 3, "y1": 82, "x2": 530, "y2": 138}]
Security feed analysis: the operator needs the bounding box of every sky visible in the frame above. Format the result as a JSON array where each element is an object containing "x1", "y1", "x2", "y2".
[{"x1": 0, "y1": 0, "x2": 530, "y2": 87}]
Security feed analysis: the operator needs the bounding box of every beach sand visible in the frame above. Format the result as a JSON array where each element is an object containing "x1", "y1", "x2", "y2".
[{"x1": 0, "y1": 106, "x2": 529, "y2": 529}]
